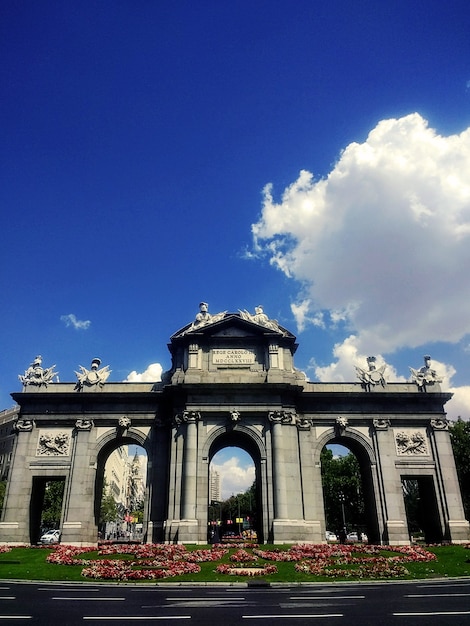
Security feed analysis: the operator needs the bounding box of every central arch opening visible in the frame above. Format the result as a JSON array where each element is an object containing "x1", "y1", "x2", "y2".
[{"x1": 208, "y1": 432, "x2": 261, "y2": 542}]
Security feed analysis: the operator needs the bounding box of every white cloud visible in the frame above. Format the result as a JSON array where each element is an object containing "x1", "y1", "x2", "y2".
[
  {"x1": 252, "y1": 113, "x2": 470, "y2": 354},
  {"x1": 60, "y1": 313, "x2": 91, "y2": 330},
  {"x1": 212, "y1": 455, "x2": 255, "y2": 500},
  {"x1": 291, "y1": 299, "x2": 324, "y2": 332},
  {"x1": 124, "y1": 363, "x2": 163, "y2": 382},
  {"x1": 312, "y1": 335, "x2": 405, "y2": 383},
  {"x1": 446, "y1": 386, "x2": 470, "y2": 421},
  {"x1": 313, "y1": 343, "x2": 470, "y2": 420}
]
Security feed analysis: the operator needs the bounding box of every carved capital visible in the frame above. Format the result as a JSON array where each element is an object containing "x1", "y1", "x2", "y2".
[
  {"x1": 373, "y1": 418, "x2": 391, "y2": 431},
  {"x1": 296, "y1": 416, "x2": 311, "y2": 431},
  {"x1": 14, "y1": 419, "x2": 34, "y2": 432},
  {"x1": 175, "y1": 411, "x2": 201, "y2": 425},
  {"x1": 268, "y1": 410, "x2": 296, "y2": 425},
  {"x1": 430, "y1": 418, "x2": 449, "y2": 431},
  {"x1": 75, "y1": 419, "x2": 94, "y2": 431}
]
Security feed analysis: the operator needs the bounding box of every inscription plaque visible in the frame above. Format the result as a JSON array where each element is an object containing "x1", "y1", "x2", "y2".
[{"x1": 212, "y1": 349, "x2": 255, "y2": 365}]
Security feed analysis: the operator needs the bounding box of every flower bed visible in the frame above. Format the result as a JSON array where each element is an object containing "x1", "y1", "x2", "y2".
[
  {"x1": 44, "y1": 542, "x2": 439, "y2": 581},
  {"x1": 215, "y1": 563, "x2": 278, "y2": 576}
]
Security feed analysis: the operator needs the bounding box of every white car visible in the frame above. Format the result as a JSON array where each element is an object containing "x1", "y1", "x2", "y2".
[
  {"x1": 347, "y1": 532, "x2": 358, "y2": 542},
  {"x1": 325, "y1": 531, "x2": 337, "y2": 541},
  {"x1": 39, "y1": 529, "x2": 61, "y2": 544}
]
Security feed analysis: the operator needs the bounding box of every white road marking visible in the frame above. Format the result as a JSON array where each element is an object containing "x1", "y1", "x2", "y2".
[{"x1": 243, "y1": 614, "x2": 343, "y2": 619}]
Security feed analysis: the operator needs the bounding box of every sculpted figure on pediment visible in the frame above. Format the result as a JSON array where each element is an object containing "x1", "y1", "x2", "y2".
[
  {"x1": 186, "y1": 302, "x2": 226, "y2": 333},
  {"x1": 239, "y1": 305, "x2": 283, "y2": 334}
]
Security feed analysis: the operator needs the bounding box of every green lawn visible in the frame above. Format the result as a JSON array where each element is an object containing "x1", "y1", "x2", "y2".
[{"x1": 0, "y1": 544, "x2": 469, "y2": 583}]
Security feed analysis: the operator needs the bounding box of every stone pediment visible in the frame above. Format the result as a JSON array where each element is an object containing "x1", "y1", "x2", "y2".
[{"x1": 166, "y1": 306, "x2": 300, "y2": 385}]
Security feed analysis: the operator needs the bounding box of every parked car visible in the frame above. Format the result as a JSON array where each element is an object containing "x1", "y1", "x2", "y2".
[
  {"x1": 325, "y1": 531, "x2": 337, "y2": 541},
  {"x1": 347, "y1": 531, "x2": 358, "y2": 542},
  {"x1": 39, "y1": 529, "x2": 61, "y2": 544}
]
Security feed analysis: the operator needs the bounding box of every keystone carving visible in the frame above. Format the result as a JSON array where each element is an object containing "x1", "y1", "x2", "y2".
[{"x1": 335, "y1": 416, "x2": 348, "y2": 435}]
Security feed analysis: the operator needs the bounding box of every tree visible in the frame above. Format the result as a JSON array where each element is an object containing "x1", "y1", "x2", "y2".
[
  {"x1": 402, "y1": 478, "x2": 421, "y2": 534},
  {"x1": 99, "y1": 483, "x2": 119, "y2": 533},
  {"x1": 219, "y1": 481, "x2": 257, "y2": 528},
  {"x1": 41, "y1": 480, "x2": 65, "y2": 529},
  {"x1": 321, "y1": 447, "x2": 365, "y2": 534},
  {"x1": 449, "y1": 418, "x2": 470, "y2": 519}
]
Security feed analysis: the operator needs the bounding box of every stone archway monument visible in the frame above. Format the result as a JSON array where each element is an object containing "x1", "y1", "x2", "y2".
[{"x1": 1, "y1": 304, "x2": 468, "y2": 546}]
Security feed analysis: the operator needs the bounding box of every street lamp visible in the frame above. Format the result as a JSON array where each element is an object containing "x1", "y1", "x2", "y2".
[{"x1": 339, "y1": 492, "x2": 346, "y2": 531}]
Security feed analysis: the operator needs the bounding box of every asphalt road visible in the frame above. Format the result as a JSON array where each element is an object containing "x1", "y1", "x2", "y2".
[{"x1": 0, "y1": 579, "x2": 469, "y2": 624}]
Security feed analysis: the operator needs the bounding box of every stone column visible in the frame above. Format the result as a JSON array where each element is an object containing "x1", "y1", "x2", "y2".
[
  {"x1": 171, "y1": 411, "x2": 200, "y2": 542},
  {"x1": 372, "y1": 419, "x2": 408, "y2": 545},
  {"x1": 0, "y1": 419, "x2": 34, "y2": 544},
  {"x1": 181, "y1": 411, "x2": 199, "y2": 519},
  {"x1": 269, "y1": 411, "x2": 291, "y2": 519},
  {"x1": 61, "y1": 419, "x2": 97, "y2": 546},
  {"x1": 429, "y1": 418, "x2": 470, "y2": 543},
  {"x1": 296, "y1": 417, "x2": 324, "y2": 542}
]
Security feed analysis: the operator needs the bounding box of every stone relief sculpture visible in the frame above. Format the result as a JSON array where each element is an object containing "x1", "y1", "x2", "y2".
[
  {"x1": 186, "y1": 302, "x2": 227, "y2": 332},
  {"x1": 410, "y1": 355, "x2": 443, "y2": 392},
  {"x1": 355, "y1": 356, "x2": 386, "y2": 390},
  {"x1": 37, "y1": 432, "x2": 70, "y2": 456},
  {"x1": 395, "y1": 431, "x2": 428, "y2": 455},
  {"x1": 19, "y1": 355, "x2": 58, "y2": 387},
  {"x1": 239, "y1": 305, "x2": 284, "y2": 333},
  {"x1": 75, "y1": 358, "x2": 111, "y2": 391},
  {"x1": 75, "y1": 419, "x2": 94, "y2": 431}
]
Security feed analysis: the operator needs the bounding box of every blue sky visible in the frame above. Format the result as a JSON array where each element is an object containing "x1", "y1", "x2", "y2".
[{"x1": 2, "y1": 2, "x2": 470, "y2": 497}]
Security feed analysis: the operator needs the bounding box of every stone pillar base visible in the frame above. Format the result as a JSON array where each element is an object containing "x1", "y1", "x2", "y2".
[
  {"x1": 447, "y1": 519, "x2": 470, "y2": 544},
  {"x1": 165, "y1": 519, "x2": 201, "y2": 544},
  {"x1": 0, "y1": 522, "x2": 28, "y2": 545},
  {"x1": 272, "y1": 519, "x2": 322, "y2": 544},
  {"x1": 385, "y1": 520, "x2": 409, "y2": 545},
  {"x1": 60, "y1": 521, "x2": 98, "y2": 547}
]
